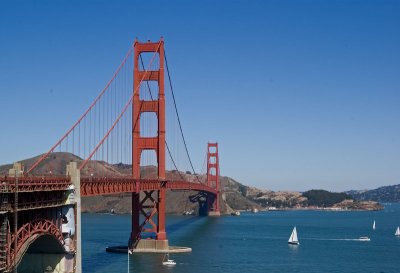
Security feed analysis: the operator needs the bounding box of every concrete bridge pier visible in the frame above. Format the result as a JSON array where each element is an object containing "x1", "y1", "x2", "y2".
[
  {"x1": 1, "y1": 162, "x2": 82, "y2": 273},
  {"x1": 66, "y1": 162, "x2": 82, "y2": 273},
  {"x1": 190, "y1": 192, "x2": 221, "y2": 217},
  {"x1": 208, "y1": 211, "x2": 221, "y2": 217}
]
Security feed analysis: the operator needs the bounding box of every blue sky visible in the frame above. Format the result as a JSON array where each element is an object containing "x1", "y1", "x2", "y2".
[{"x1": 0, "y1": 0, "x2": 399, "y2": 191}]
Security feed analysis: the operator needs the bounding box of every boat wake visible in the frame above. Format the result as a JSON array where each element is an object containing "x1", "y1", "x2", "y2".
[{"x1": 304, "y1": 238, "x2": 370, "y2": 241}]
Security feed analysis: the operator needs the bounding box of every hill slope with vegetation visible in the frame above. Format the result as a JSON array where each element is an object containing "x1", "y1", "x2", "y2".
[
  {"x1": 0, "y1": 152, "x2": 259, "y2": 214},
  {"x1": 0, "y1": 152, "x2": 383, "y2": 213},
  {"x1": 302, "y1": 190, "x2": 351, "y2": 207},
  {"x1": 347, "y1": 184, "x2": 400, "y2": 203}
]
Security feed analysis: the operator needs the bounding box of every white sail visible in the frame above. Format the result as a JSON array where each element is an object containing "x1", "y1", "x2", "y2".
[
  {"x1": 162, "y1": 253, "x2": 176, "y2": 266},
  {"x1": 291, "y1": 228, "x2": 296, "y2": 242},
  {"x1": 373, "y1": 221, "x2": 376, "y2": 230},
  {"x1": 395, "y1": 226, "x2": 400, "y2": 236},
  {"x1": 288, "y1": 227, "x2": 299, "y2": 244}
]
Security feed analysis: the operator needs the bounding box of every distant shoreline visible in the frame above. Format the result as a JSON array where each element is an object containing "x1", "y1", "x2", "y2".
[
  {"x1": 267, "y1": 207, "x2": 383, "y2": 212},
  {"x1": 240, "y1": 206, "x2": 384, "y2": 213},
  {"x1": 81, "y1": 205, "x2": 384, "y2": 217}
]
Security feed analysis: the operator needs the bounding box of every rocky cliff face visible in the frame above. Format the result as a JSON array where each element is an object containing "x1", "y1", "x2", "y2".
[
  {"x1": 332, "y1": 199, "x2": 383, "y2": 211},
  {"x1": 245, "y1": 188, "x2": 308, "y2": 208}
]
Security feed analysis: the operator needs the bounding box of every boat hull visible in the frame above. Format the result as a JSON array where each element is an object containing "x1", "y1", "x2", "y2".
[
  {"x1": 288, "y1": 241, "x2": 300, "y2": 245},
  {"x1": 163, "y1": 261, "x2": 176, "y2": 266}
]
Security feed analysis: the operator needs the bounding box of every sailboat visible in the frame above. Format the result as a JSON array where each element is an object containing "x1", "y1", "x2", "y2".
[
  {"x1": 288, "y1": 226, "x2": 300, "y2": 245},
  {"x1": 128, "y1": 248, "x2": 132, "y2": 273},
  {"x1": 162, "y1": 253, "x2": 176, "y2": 266},
  {"x1": 395, "y1": 226, "x2": 400, "y2": 236},
  {"x1": 373, "y1": 220, "x2": 376, "y2": 230}
]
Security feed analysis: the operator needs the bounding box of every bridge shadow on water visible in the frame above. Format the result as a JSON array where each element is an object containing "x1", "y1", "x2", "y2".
[
  {"x1": 166, "y1": 215, "x2": 204, "y2": 234},
  {"x1": 167, "y1": 215, "x2": 218, "y2": 243},
  {"x1": 83, "y1": 214, "x2": 219, "y2": 273},
  {"x1": 129, "y1": 216, "x2": 219, "y2": 273},
  {"x1": 130, "y1": 215, "x2": 216, "y2": 240}
]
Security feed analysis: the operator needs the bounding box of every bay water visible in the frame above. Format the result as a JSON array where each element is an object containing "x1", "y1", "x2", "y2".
[{"x1": 82, "y1": 203, "x2": 400, "y2": 273}]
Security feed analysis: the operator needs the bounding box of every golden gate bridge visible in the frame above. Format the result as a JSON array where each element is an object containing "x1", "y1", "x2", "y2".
[{"x1": 0, "y1": 38, "x2": 221, "y2": 272}]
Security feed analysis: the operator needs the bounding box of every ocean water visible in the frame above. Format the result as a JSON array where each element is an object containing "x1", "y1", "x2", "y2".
[{"x1": 82, "y1": 204, "x2": 400, "y2": 273}]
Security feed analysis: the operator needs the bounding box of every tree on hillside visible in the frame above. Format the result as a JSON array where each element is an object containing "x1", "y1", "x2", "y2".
[{"x1": 303, "y1": 190, "x2": 351, "y2": 207}]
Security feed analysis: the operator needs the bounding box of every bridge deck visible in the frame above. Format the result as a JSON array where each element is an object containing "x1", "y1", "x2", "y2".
[{"x1": 0, "y1": 176, "x2": 218, "y2": 196}]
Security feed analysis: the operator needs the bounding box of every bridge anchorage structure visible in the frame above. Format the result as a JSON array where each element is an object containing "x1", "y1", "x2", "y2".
[
  {"x1": 0, "y1": 162, "x2": 78, "y2": 273},
  {"x1": 0, "y1": 38, "x2": 222, "y2": 272}
]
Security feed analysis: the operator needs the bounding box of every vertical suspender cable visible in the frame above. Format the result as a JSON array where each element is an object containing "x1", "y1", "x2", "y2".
[{"x1": 164, "y1": 50, "x2": 201, "y2": 183}]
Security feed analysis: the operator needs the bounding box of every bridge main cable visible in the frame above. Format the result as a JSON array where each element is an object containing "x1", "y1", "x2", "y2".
[
  {"x1": 164, "y1": 50, "x2": 202, "y2": 184},
  {"x1": 80, "y1": 41, "x2": 162, "y2": 169},
  {"x1": 27, "y1": 43, "x2": 135, "y2": 174}
]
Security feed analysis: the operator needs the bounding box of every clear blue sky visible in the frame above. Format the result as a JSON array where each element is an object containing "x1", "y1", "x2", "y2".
[{"x1": 0, "y1": 0, "x2": 399, "y2": 191}]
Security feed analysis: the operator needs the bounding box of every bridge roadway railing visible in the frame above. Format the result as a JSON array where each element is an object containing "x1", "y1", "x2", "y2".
[
  {"x1": 0, "y1": 177, "x2": 72, "y2": 211},
  {"x1": 80, "y1": 177, "x2": 218, "y2": 196},
  {"x1": 0, "y1": 176, "x2": 71, "y2": 193},
  {"x1": 0, "y1": 176, "x2": 218, "y2": 197}
]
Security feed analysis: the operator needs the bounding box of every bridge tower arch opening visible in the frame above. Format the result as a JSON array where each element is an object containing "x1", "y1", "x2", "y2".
[{"x1": 130, "y1": 38, "x2": 168, "y2": 250}]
